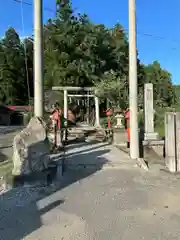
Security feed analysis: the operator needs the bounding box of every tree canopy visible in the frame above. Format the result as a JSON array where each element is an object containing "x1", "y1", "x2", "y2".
[
  {"x1": 0, "y1": 27, "x2": 33, "y2": 105},
  {"x1": 0, "y1": 0, "x2": 176, "y2": 108}
]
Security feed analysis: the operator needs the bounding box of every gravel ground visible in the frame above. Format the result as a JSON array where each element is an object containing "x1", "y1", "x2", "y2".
[{"x1": 1, "y1": 142, "x2": 180, "y2": 240}]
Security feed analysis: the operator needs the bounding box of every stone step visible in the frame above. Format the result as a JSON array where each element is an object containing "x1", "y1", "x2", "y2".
[{"x1": 115, "y1": 142, "x2": 127, "y2": 147}]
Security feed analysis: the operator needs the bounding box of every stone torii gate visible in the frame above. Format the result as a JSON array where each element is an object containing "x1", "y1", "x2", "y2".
[{"x1": 52, "y1": 86, "x2": 100, "y2": 127}]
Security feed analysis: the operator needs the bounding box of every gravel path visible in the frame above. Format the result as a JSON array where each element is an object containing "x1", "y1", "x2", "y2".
[{"x1": 1, "y1": 142, "x2": 180, "y2": 239}]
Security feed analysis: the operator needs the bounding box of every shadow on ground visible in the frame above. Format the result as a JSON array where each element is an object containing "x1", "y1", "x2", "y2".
[
  {"x1": 0, "y1": 126, "x2": 23, "y2": 134},
  {"x1": 0, "y1": 141, "x2": 110, "y2": 240},
  {"x1": 0, "y1": 151, "x2": 8, "y2": 162}
]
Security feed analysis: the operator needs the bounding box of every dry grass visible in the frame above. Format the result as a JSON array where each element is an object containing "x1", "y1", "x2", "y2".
[
  {"x1": 0, "y1": 128, "x2": 22, "y2": 182},
  {"x1": 0, "y1": 160, "x2": 13, "y2": 182}
]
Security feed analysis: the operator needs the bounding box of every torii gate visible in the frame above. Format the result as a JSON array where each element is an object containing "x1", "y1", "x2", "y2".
[{"x1": 52, "y1": 86, "x2": 100, "y2": 127}]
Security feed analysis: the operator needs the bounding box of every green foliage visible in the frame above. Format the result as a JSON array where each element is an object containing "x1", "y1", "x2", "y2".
[
  {"x1": 95, "y1": 71, "x2": 128, "y2": 109},
  {"x1": 0, "y1": 27, "x2": 33, "y2": 105},
  {"x1": 143, "y1": 61, "x2": 175, "y2": 107},
  {"x1": 44, "y1": 4, "x2": 118, "y2": 89},
  {"x1": 173, "y1": 85, "x2": 180, "y2": 105},
  {"x1": 0, "y1": 0, "x2": 177, "y2": 113},
  {"x1": 100, "y1": 116, "x2": 116, "y2": 128}
]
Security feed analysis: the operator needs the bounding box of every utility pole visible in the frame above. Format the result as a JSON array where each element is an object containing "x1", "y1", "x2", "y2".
[
  {"x1": 34, "y1": 0, "x2": 44, "y2": 117},
  {"x1": 128, "y1": 0, "x2": 139, "y2": 159}
]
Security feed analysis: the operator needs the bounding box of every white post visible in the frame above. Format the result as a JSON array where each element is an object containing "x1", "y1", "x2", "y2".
[
  {"x1": 64, "y1": 89, "x2": 68, "y2": 123},
  {"x1": 87, "y1": 92, "x2": 90, "y2": 124},
  {"x1": 144, "y1": 83, "x2": 158, "y2": 140},
  {"x1": 144, "y1": 83, "x2": 154, "y2": 133},
  {"x1": 129, "y1": 0, "x2": 139, "y2": 159},
  {"x1": 165, "y1": 112, "x2": 176, "y2": 172},
  {"x1": 176, "y1": 112, "x2": 180, "y2": 172},
  {"x1": 95, "y1": 96, "x2": 100, "y2": 127},
  {"x1": 63, "y1": 89, "x2": 68, "y2": 141},
  {"x1": 34, "y1": 0, "x2": 44, "y2": 117}
]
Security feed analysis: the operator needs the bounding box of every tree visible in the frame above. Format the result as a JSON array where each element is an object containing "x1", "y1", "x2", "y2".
[
  {"x1": 143, "y1": 61, "x2": 174, "y2": 107},
  {"x1": 44, "y1": 1, "x2": 118, "y2": 89},
  {"x1": 0, "y1": 27, "x2": 33, "y2": 105},
  {"x1": 0, "y1": 1, "x2": 176, "y2": 112},
  {"x1": 95, "y1": 71, "x2": 128, "y2": 109},
  {"x1": 23, "y1": 37, "x2": 34, "y2": 99}
]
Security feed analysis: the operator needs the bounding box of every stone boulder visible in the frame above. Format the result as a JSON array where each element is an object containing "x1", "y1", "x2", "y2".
[{"x1": 12, "y1": 117, "x2": 50, "y2": 176}]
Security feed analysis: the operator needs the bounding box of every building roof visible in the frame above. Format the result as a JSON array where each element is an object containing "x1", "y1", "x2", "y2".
[{"x1": 6, "y1": 106, "x2": 33, "y2": 112}]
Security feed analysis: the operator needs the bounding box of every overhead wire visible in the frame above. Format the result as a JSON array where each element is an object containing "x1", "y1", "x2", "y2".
[
  {"x1": 13, "y1": 0, "x2": 55, "y2": 13},
  {"x1": 20, "y1": 0, "x2": 31, "y2": 110},
  {"x1": 13, "y1": 0, "x2": 180, "y2": 86},
  {"x1": 13, "y1": 0, "x2": 180, "y2": 48},
  {"x1": 12, "y1": 0, "x2": 179, "y2": 90}
]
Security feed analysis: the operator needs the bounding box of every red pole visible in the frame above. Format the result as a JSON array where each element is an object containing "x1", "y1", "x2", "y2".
[
  {"x1": 51, "y1": 109, "x2": 60, "y2": 150},
  {"x1": 107, "y1": 117, "x2": 111, "y2": 129},
  {"x1": 53, "y1": 121, "x2": 57, "y2": 148}
]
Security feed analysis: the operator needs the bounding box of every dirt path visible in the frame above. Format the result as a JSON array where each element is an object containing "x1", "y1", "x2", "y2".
[{"x1": 1, "y1": 142, "x2": 180, "y2": 239}]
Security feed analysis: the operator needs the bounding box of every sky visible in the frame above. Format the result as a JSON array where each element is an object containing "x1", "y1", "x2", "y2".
[{"x1": 0, "y1": 0, "x2": 180, "y2": 83}]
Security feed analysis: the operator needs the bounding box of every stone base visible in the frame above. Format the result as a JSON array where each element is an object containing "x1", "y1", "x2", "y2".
[
  {"x1": 114, "y1": 125, "x2": 124, "y2": 129},
  {"x1": 113, "y1": 128, "x2": 127, "y2": 146},
  {"x1": 144, "y1": 132, "x2": 159, "y2": 141},
  {"x1": 142, "y1": 140, "x2": 165, "y2": 165}
]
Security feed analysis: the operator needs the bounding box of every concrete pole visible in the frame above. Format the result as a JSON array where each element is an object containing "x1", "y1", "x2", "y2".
[
  {"x1": 34, "y1": 0, "x2": 44, "y2": 117},
  {"x1": 64, "y1": 89, "x2": 68, "y2": 123},
  {"x1": 87, "y1": 92, "x2": 90, "y2": 125},
  {"x1": 63, "y1": 89, "x2": 68, "y2": 141},
  {"x1": 95, "y1": 96, "x2": 100, "y2": 127},
  {"x1": 129, "y1": 0, "x2": 139, "y2": 159}
]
